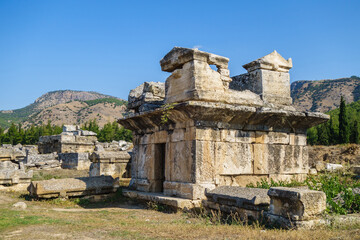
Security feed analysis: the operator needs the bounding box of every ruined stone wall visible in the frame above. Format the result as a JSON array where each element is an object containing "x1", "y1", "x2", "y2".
[{"x1": 130, "y1": 121, "x2": 308, "y2": 199}]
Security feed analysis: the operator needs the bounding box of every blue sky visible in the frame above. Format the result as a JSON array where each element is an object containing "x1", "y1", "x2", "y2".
[{"x1": 0, "y1": 0, "x2": 359, "y2": 110}]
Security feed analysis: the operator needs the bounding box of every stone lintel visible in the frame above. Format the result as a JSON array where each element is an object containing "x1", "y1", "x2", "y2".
[{"x1": 160, "y1": 47, "x2": 229, "y2": 72}]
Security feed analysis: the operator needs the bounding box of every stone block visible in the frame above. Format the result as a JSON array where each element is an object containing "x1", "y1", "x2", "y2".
[
  {"x1": 289, "y1": 133, "x2": 307, "y2": 146},
  {"x1": 253, "y1": 144, "x2": 268, "y2": 174},
  {"x1": 89, "y1": 151, "x2": 131, "y2": 178},
  {"x1": 325, "y1": 163, "x2": 343, "y2": 171},
  {"x1": 215, "y1": 142, "x2": 253, "y2": 175},
  {"x1": 28, "y1": 176, "x2": 119, "y2": 198},
  {"x1": 255, "y1": 131, "x2": 289, "y2": 144},
  {"x1": 63, "y1": 125, "x2": 78, "y2": 132},
  {"x1": 171, "y1": 128, "x2": 185, "y2": 142},
  {"x1": 167, "y1": 141, "x2": 194, "y2": 182},
  {"x1": 220, "y1": 129, "x2": 255, "y2": 143},
  {"x1": 0, "y1": 169, "x2": 33, "y2": 185},
  {"x1": 152, "y1": 131, "x2": 168, "y2": 144},
  {"x1": 26, "y1": 152, "x2": 58, "y2": 165},
  {"x1": 268, "y1": 187, "x2": 326, "y2": 221},
  {"x1": 58, "y1": 153, "x2": 90, "y2": 170},
  {"x1": 195, "y1": 141, "x2": 215, "y2": 182},
  {"x1": 206, "y1": 186, "x2": 270, "y2": 210},
  {"x1": 196, "y1": 128, "x2": 220, "y2": 141}
]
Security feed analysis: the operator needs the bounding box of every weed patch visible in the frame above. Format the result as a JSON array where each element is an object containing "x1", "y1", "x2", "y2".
[{"x1": 247, "y1": 172, "x2": 360, "y2": 215}]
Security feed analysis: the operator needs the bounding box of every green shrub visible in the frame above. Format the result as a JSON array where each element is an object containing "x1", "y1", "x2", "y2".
[{"x1": 247, "y1": 172, "x2": 360, "y2": 215}]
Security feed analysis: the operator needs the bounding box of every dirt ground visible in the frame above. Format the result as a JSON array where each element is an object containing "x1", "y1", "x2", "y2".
[
  {"x1": 0, "y1": 190, "x2": 359, "y2": 240},
  {"x1": 309, "y1": 144, "x2": 360, "y2": 167},
  {"x1": 0, "y1": 170, "x2": 359, "y2": 240}
]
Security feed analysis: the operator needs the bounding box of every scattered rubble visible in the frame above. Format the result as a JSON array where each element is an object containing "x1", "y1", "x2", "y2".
[
  {"x1": 128, "y1": 82, "x2": 165, "y2": 113},
  {"x1": 0, "y1": 144, "x2": 33, "y2": 185}
]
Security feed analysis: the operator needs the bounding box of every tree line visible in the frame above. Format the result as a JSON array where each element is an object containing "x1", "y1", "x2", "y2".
[
  {"x1": 307, "y1": 96, "x2": 360, "y2": 145},
  {"x1": 0, "y1": 120, "x2": 132, "y2": 145},
  {"x1": 82, "y1": 119, "x2": 132, "y2": 142}
]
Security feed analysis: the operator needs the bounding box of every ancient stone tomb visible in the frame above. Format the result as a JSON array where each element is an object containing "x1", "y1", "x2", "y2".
[{"x1": 118, "y1": 47, "x2": 329, "y2": 200}]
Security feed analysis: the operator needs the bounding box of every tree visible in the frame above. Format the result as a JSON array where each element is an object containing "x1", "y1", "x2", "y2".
[
  {"x1": 350, "y1": 120, "x2": 360, "y2": 144},
  {"x1": 317, "y1": 123, "x2": 330, "y2": 145},
  {"x1": 328, "y1": 116, "x2": 338, "y2": 145},
  {"x1": 339, "y1": 96, "x2": 350, "y2": 144},
  {"x1": 307, "y1": 127, "x2": 318, "y2": 145}
]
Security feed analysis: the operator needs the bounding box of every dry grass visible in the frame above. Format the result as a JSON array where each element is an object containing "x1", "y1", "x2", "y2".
[{"x1": 1, "y1": 190, "x2": 360, "y2": 240}]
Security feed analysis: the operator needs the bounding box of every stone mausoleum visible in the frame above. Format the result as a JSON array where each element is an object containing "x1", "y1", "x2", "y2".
[{"x1": 119, "y1": 47, "x2": 329, "y2": 200}]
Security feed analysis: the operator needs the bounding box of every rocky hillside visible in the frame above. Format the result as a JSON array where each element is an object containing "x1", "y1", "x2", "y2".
[
  {"x1": 291, "y1": 76, "x2": 360, "y2": 112},
  {"x1": 0, "y1": 90, "x2": 127, "y2": 128},
  {"x1": 32, "y1": 90, "x2": 117, "y2": 111}
]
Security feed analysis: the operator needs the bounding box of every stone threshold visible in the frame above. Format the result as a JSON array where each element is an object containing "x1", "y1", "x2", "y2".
[{"x1": 122, "y1": 189, "x2": 201, "y2": 210}]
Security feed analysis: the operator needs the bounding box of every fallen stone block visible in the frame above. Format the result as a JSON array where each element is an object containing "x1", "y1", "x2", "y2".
[
  {"x1": 325, "y1": 163, "x2": 343, "y2": 172},
  {"x1": 0, "y1": 169, "x2": 33, "y2": 185},
  {"x1": 0, "y1": 148, "x2": 26, "y2": 162},
  {"x1": 28, "y1": 176, "x2": 119, "y2": 198},
  {"x1": 58, "y1": 153, "x2": 90, "y2": 170},
  {"x1": 25, "y1": 152, "x2": 60, "y2": 169},
  {"x1": 123, "y1": 189, "x2": 200, "y2": 211},
  {"x1": 203, "y1": 186, "x2": 270, "y2": 220},
  {"x1": 266, "y1": 187, "x2": 326, "y2": 228}
]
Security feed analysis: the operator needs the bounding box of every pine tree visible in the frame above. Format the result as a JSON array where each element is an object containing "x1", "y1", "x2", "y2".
[
  {"x1": 317, "y1": 123, "x2": 330, "y2": 145},
  {"x1": 329, "y1": 116, "x2": 338, "y2": 145},
  {"x1": 350, "y1": 120, "x2": 360, "y2": 144},
  {"x1": 339, "y1": 96, "x2": 350, "y2": 144},
  {"x1": 307, "y1": 127, "x2": 318, "y2": 145}
]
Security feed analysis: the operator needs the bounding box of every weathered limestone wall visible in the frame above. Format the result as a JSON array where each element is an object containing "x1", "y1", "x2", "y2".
[{"x1": 130, "y1": 123, "x2": 308, "y2": 199}]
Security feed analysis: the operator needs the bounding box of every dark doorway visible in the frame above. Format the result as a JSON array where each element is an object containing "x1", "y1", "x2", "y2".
[{"x1": 154, "y1": 143, "x2": 166, "y2": 192}]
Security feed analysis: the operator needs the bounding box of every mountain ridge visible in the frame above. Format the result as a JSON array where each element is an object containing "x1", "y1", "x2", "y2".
[
  {"x1": 291, "y1": 76, "x2": 360, "y2": 112},
  {"x1": 0, "y1": 90, "x2": 127, "y2": 128}
]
